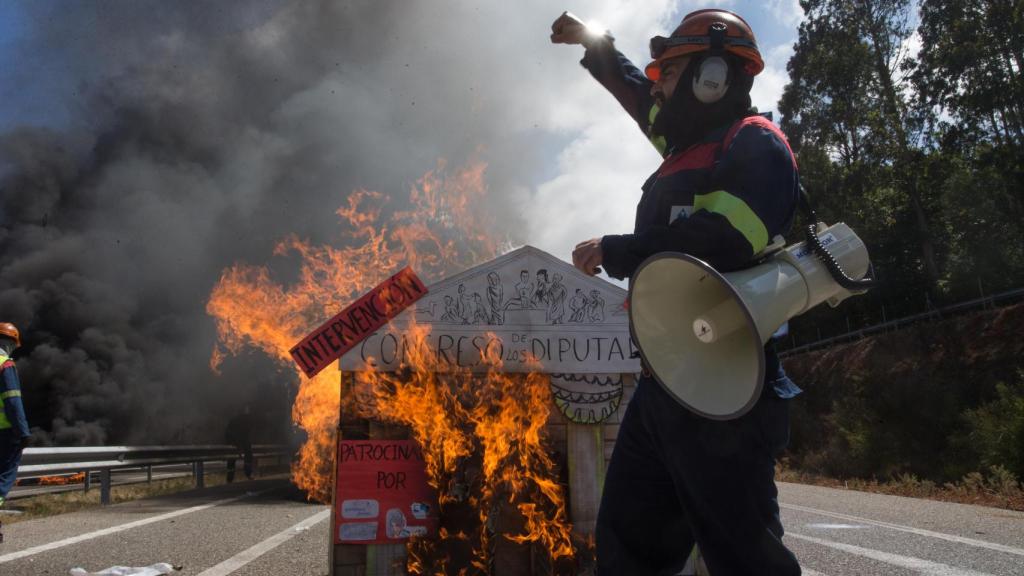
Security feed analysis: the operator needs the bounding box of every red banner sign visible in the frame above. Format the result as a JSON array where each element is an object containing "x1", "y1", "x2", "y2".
[
  {"x1": 290, "y1": 267, "x2": 427, "y2": 379},
  {"x1": 334, "y1": 439, "x2": 438, "y2": 544}
]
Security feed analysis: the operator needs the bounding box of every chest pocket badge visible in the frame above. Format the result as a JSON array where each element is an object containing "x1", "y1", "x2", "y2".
[{"x1": 670, "y1": 205, "x2": 693, "y2": 224}]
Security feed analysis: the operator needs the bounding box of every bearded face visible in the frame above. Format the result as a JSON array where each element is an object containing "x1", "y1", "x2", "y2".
[{"x1": 650, "y1": 54, "x2": 754, "y2": 150}]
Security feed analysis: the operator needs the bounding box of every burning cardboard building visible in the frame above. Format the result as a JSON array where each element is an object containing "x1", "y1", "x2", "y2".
[{"x1": 332, "y1": 246, "x2": 640, "y2": 575}]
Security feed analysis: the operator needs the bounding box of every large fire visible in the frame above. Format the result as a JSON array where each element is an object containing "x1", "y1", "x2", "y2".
[{"x1": 207, "y1": 159, "x2": 577, "y2": 571}]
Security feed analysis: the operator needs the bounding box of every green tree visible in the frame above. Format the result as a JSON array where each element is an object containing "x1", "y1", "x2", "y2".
[
  {"x1": 912, "y1": 0, "x2": 1024, "y2": 296},
  {"x1": 780, "y1": 0, "x2": 941, "y2": 297},
  {"x1": 913, "y1": 0, "x2": 1024, "y2": 147},
  {"x1": 949, "y1": 376, "x2": 1024, "y2": 480}
]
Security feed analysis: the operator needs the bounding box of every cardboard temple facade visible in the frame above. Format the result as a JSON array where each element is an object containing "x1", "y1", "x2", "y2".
[{"x1": 331, "y1": 246, "x2": 642, "y2": 575}]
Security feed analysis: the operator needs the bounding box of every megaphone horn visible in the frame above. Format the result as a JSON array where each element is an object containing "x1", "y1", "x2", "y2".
[{"x1": 628, "y1": 222, "x2": 871, "y2": 420}]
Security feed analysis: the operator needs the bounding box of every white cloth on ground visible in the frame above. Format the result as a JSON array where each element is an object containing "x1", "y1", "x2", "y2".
[{"x1": 69, "y1": 563, "x2": 174, "y2": 576}]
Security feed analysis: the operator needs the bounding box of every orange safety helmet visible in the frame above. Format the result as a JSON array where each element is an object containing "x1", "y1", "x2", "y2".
[
  {"x1": 0, "y1": 322, "x2": 20, "y2": 349},
  {"x1": 645, "y1": 9, "x2": 764, "y2": 81}
]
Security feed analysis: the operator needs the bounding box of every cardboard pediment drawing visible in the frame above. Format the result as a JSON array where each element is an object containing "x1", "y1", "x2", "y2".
[
  {"x1": 340, "y1": 245, "x2": 640, "y2": 425},
  {"x1": 341, "y1": 245, "x2": 641, "y2": 376}
]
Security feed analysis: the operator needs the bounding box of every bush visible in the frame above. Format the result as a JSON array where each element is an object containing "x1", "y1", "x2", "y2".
[{"x1": 952, "y1": 375, "x2": 1024, "y2": 480}]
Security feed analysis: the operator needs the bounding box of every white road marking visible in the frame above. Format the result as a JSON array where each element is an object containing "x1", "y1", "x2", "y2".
[
  {"x1": 782, "y1": 502, "x2": 1024, "y2": 557},
  {"x1": 196, "y1": 508, "x2": 330, "y2": 576},
  {"x1": 0, "y1": 489, "x2": 273, "y2": 564},
  {"x1": 787, "y1": 532, "x2": 996, "y2": 576},
  {"x1": 806, "y1": 523, "x2": 869, "y2": 530}
]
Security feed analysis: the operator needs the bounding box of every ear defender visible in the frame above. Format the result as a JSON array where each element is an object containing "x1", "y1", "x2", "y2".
[
  {"x1": 692, "y1": 56, "x2": 730, "y2": 103},
  {"x1": 692, "y1": 21, "x2": 732, "y2": 104}
]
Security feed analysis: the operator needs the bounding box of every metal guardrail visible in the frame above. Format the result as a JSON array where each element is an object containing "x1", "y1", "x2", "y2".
[
  {"x1": 779, "y1": 286, "x2": 1024, "y2": 357},
  {"x1": 15, "y1": 444, "x2": 289, "y2": 504}
]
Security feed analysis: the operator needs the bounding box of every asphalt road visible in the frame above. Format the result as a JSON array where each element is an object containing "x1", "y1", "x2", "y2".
[{"x1": 1, "y1": 479, "x2": 1022, "y2": 575}]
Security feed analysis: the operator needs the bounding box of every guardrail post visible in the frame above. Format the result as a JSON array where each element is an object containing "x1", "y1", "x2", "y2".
[
  {"x1": 100, "y1": 469, "x2": 111, "y2": 505},
  {"x1": 17, "y1": 445, "x2": 288, "y2": 497}
]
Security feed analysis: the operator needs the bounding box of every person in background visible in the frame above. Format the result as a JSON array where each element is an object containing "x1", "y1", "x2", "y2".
[
  {"x1": 225, "y1": 405, "x2": 254, "y2": 482},
  {"x1": 0, "y1": 323, "x2": 30, "y2": 508}
]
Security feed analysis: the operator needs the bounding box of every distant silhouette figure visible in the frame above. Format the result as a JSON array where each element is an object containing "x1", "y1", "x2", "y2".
[{"x1": 225, "y1": 406, "x2": 254, "y2": 482}]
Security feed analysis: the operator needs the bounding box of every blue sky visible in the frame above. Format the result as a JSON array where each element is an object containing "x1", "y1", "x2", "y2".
[{"x1": 0, "y1": 3, "x2": 32, "y2": 129}]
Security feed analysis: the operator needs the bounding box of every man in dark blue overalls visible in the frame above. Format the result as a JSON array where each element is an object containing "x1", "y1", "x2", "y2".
[
  {"x1": 0, "y1": 322, "x2": 31, "y2": 510},
  {"x1": 552, "y1": 9, "x2": 803, "y2": 575}
]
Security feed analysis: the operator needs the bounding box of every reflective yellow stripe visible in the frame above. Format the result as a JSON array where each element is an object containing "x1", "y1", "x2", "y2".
[
  {"x1": 651, "y1": 134, "x2": 667, "y2": 156},
  {"x1": 648, "y1": 103, "x2": 660, "y2": 124},
  {"x1": 0, "y1": 353, "x2": 13, "y2": 428},
  {"x1": 647, "y1": 104, "x2": 667, "y2": 156},
  {"x1": 693, "y1": 190, "x2": 770, "y2": 253}
]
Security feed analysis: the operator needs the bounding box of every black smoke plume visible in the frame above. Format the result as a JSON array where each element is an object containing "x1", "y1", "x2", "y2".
[{"x1": 0, "y1": 0, "x2": 553, "y2": 445}]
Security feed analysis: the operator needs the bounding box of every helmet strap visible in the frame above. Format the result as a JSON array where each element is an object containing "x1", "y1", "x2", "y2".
[
  {"x1": 709, "y1": 22, "x2": 726, "y2": 54},
  {"x1": 693, "y1": 23, "x2": 731, "y2": 104}
]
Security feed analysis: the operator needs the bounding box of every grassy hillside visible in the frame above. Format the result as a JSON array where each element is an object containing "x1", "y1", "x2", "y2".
[{"x1": 782, "y1": 301, "x2": 1024, "y2": 484}]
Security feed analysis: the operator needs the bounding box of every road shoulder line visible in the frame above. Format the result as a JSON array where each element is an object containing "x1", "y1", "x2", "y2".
[
  {"x1": 787, "y1": 531, "x2": 996, "y2": 576},
  {"x1": 781, "y1": 502, "x2": 1024, "y2": 557},
  {"x1": 0, "y1": 488, "x2": 274, "y2": 564},
  {"x1": 196, "y1": 508, "x2": 330, "y2": 576}
]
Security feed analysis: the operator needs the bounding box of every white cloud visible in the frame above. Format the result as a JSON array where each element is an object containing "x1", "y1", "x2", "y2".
[
  {"x1": 502, "y1": 0, "x2": 676, "y2": 270},
  {"x1": 525, "y1": 112, "x2": 662, "y2": 266},
  {"x1": 750, "y1": 42, "x2": 795, "y2": 120},
  {"x1": 766, "y1": 0, "x2": 804, "y2": 28}
]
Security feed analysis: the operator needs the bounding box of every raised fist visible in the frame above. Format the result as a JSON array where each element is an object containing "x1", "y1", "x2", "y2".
[{"x1": 550, "y1": 11, "x2": 593, "y2": 45}]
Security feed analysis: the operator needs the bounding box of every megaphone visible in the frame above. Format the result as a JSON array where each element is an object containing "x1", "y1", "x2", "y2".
[{"x1": 628, "y1": 222, "x2": 871, "y2": 420}]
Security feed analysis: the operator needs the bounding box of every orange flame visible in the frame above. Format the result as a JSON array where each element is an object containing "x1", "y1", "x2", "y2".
[
  {"x1": 207, "y1": 158, "x2": 577, "y2": 570},
  {"x1": 38, "y1": 472, "x2": 86, "y2": 486},
  {"x1": 356, "y1": 325, "x2": 574, "y2": 571}
]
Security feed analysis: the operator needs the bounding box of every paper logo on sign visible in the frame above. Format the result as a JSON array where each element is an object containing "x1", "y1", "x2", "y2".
[
  {"x1": 339, "y1": 522, "x2": 378, "y2": 542},
  {"x1": 342, "y1": 499, "x2": 379, "y2": 519},
  {"x1": 794, "y1": 233, "x2": 838, "y2": 259},
  {"x1": 385, "y1": 508, "x2": 407, "y2": 538},
  {"x1": 410, "y1": 502, "x2": 431, "y2": 519},
  {"x1": 403, "y1": 526, "x2": 428, "y2": 537}
]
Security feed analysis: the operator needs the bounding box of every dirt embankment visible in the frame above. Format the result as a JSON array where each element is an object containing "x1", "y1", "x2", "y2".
[{"x1": 781, "y1": 301, "x2": 1024, "y2": 484}]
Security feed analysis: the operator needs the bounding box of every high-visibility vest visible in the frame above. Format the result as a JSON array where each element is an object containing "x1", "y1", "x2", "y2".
[{"x1": 0, "y1": 352, "x2": 18, "y2": 430}]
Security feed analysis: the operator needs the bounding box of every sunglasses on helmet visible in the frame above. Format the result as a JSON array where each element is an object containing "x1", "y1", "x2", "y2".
[{"x1": 649, "y1": 28, "x2": 758, "y2": 60}]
